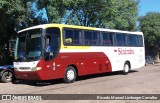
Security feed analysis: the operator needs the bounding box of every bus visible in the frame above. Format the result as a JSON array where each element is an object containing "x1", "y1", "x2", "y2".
[{"x1": 14, "y1": 24, "x2": 145, "y2": 83}]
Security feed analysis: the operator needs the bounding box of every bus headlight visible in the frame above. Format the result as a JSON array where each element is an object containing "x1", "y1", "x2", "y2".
[{"x1": 31, "y1": 67, "x2": 42, "y2": 71}]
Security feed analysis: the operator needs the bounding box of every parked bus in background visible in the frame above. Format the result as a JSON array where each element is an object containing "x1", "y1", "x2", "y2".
[{"x1": 14, "y1": 24, "x2": 145, "y2": 83}]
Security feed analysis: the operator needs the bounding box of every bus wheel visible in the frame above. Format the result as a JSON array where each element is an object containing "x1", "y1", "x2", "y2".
[
  {"x1": 123, "y1": 62, "x2": 130, "y2": 75},
  {"x1": 63, "y1": 66, "x2": 77, "y2": 83},
  {"x1": 1, "y1": 71, "x2": 13, "y2": 83}
]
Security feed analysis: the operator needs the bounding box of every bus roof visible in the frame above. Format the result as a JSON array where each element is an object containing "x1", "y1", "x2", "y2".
[{"x1": 18, "y1": 24, "x2": 143, "y2": 35}]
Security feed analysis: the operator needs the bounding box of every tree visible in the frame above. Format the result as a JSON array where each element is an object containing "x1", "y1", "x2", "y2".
[
  {"x1": 0, "y1": 0, "x2": 45, "y2": 58},
  {"x1": 37, "y1": 0, "x2": 66, "y2": 23},
  {"x1": 106, "y1": 0, "x2": 139, "y2": 31},
  {"x1": 139, "y1": 12, "x2": 160, "y2": 61},
  {"x1": 0, "y1": 0, "x2": 25, "y2": 50},
  {"x1": 65, "y1": 0, "x2": 139, "y2": 30},
  {"x1": 36, "y1": 0, "x2": 139, "y2": 31},
  {"x1": 64, "y1": 0, "x2": 106, "y2": 27}
]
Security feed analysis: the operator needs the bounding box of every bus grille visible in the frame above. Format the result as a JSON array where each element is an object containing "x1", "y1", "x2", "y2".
[{"x1": 19, "y1": 67, "x2": 30, "y2": 70}]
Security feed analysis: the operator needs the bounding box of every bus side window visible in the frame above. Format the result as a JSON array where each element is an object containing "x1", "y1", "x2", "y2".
[
  {"x1": 138, "y1": 35, "x2": 143, "y2": 47},
  {"x1": 134, "y1": 35, "x2": 139, "y2": 46},
  {"x1": 102, "y1": 32, "x2": 111, "y2": 46},
  {"x1": 93, "y1": 31, "x2": 100, "y2": 45},
  {"x1": 44, "y1": 35, "x2": 53, "y2": 60},
  {"x1": 73, "y1": 30, "x2": 81, "y2": 45},
  {"x1": 84, "y1": 31, "x2": 92, "y2": 45},
  {"x1": 128, "y1": 35, "x2": 134, "y2": 46},
  {"x1": 115, "y1": 33, "x2": 123, "y2": 46},
  {"x1": 44, "y1": 27, "x2": 60, "y2": 61},
  {"x1": 121, "y1": 33, "x2": 128, "y2": 46},
  {"x1": 110, "y1": 33, "x2": 116, "y2": 46},
  {"x1": 64, "y1": 28, "x2": 82, "y2": 45},
  {"x1": 64, "y1": 29, "x2": 73, "y2": 45}
]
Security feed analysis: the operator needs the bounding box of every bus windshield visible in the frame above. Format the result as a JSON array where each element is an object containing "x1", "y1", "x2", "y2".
[{"x1": 15, "y1": 29, "x2": 42, "y2": 61}]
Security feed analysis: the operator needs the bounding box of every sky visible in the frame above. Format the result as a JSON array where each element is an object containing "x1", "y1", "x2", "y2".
[{"x1": 139, "y1": 0, "x2": 160, "y2": 16}]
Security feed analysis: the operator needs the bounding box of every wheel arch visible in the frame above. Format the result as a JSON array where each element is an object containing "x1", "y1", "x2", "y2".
[
  {"x1": 125, "y1": 60, "x2": 131, "y2": 69},
  {"x1": 66, "y1": 64, "x2": 78, "y2": 76}
]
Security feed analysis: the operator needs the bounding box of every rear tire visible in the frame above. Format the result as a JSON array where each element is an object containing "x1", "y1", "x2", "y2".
[
  {"x1": 1, "y1": 71, "x2": 13, "y2": 83},
  {"x1": 123, "y1": 62, "x2": 130, "y2": 75},
  {"x1": 63, "y1": 66, "x2": 77, "y2": 83}
]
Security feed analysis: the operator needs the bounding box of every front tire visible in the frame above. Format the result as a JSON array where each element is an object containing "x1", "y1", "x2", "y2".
[
  {"x1": 63, "y1": 66, "x2": 77, "y2": 83},
  {"x1": 123, "y1": 62, "x2": 130, "y2": 75},
  {"x1": 1, "y1": 71, "x2": 13, "y2": 83}
]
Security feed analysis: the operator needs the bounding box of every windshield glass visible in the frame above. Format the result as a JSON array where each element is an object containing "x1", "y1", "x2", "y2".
[{"x1": 15, "y1": 29, "x2": 42, "y2": 61}]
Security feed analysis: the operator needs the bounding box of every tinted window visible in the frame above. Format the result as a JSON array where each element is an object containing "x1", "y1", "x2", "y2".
[
  {"x1": 84, "y1": 31, "x2": 92, "y2": 45},
  {"x1": 116, "y1": 33, "x2": 123, "y2": 46},
  {"x1": 45, "y1": 28, "x2": 60, "y2": 60},
  {"x1": 92, "y1": 32, "x2": 99, "y2": 45},
  {"x1": 121, "y1": 34, "x2": 128, "y2": 46},
  {"x1": 127, "y1": 34, "x2": 144, "y2": 47},
  {"x1": 133, "y1": 35, "x2": 139, "y2": 46},
  {"x1": 64, "y1": 29, "x2": 82, "y2": 45},
  {"x1": 73, "y1": 30, "x2": 81, "y2": 44},
  {"x1": 102, "y1": 32, "x2": 112, "y2": 46},
  {"x1": 138, "y1": 35, "x2": 143, "y2": 47},
  {"x1": 128, "y1": 35, "x2": 134, "y2": 46},
  {"x1": 115, "y1": 33, "x2": 128, "y2": 46},
  {"x1": 64, "y1": 29, "x2": 73, "y2": 44}
]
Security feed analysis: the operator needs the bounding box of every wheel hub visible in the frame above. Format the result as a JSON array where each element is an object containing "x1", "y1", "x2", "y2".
[{"x1": 67, "y1": 70, "x2": 75, "y2": 81}]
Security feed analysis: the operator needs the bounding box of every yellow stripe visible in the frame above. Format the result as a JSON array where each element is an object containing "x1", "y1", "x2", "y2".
[
  {"x1": 43, "y1": 24, "x2": 95, "y2": 30},
  {"x1": 61, "y1": 45, "x2": 90, "y2": 49},
  {"x1": 43, "y1": 24, "x2": 63, "y2": 28}
]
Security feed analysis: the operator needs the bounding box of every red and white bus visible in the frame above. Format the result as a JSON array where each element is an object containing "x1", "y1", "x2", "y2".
[{"x1": 14, "y1": 24, "x2": 145, "y2": 83}]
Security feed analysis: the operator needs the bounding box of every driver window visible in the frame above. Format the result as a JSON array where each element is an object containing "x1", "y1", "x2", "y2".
[{"x1": 44, "y1": 27, "x2": 60, "y2": 60}]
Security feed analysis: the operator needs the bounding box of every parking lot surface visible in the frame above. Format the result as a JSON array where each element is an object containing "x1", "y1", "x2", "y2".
[{"x1": 0, "y1": 64, "x2": 160, "y2": 103}]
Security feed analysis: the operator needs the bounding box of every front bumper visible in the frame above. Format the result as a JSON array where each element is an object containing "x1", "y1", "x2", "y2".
[{"x1": 14, "y1": 71, "x2": 42, "y2": 80}]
